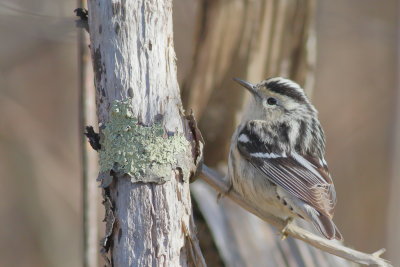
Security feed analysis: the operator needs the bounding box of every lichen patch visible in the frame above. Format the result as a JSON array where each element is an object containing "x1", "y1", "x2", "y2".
[{"x1": 98, "y1": 99, "x2": 188, "y2": 183}]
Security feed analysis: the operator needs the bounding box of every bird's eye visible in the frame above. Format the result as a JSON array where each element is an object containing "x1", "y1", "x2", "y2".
[{"x1": 267, "y1": 97, "x2": 277, "y2": 105}]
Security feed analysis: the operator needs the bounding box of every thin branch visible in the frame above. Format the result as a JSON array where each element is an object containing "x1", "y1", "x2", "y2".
[
  {"x1": 199, "y1": 165, "x2": 392, "y2": 267},
  {"x1": 77, "y1": 1, "x2": 98, "y2": 266}
]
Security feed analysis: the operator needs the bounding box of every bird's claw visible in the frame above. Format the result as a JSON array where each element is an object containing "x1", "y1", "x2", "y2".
[
  {"x1": 217, "y1": 184, "x2": 233, "y2": 202},
  {"x1": 280, "y1": 217, "x2": 293, "y2": 240}
]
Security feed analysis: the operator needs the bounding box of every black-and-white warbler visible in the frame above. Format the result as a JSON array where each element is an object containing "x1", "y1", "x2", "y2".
[{"x1": 228, "y1": 77, "x2": 342, "y2": 240}]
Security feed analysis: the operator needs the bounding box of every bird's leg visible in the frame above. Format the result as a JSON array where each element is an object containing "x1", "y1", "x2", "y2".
[{"x1": 280, "y1": 217, "x2": 294, "y2": 240}]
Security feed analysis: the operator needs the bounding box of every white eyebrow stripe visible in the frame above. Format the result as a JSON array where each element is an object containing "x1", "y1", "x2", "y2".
[{"x1": 238, "y1": 134, "x2": 250, "y2": 143}]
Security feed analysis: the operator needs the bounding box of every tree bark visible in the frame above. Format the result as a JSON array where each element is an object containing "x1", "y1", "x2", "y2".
[{"x1": 87, "y1": 0, "x2": 204, "y2": 266}]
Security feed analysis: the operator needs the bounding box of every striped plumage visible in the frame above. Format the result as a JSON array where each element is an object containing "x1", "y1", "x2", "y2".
[{"x1": 228, "y1": 77, "x2": 342, "y2": 240}]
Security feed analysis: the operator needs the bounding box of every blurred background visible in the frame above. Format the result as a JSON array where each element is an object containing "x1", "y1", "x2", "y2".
[{"x1": 0, "y1": 0, "x2": 399, "y2": 266}]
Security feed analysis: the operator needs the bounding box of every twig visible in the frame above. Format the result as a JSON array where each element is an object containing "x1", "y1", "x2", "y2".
[
  {"x1": 77, "y1": 2, "x2": 98, "y2": 267},
  {"x1": 199, "y1": 165, "x2": 392, "y2": 267}
]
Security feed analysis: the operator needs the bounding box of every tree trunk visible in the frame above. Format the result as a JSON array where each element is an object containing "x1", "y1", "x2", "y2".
[{"x1": 87, "y1": 0, "x2": 204, "y2": 266}]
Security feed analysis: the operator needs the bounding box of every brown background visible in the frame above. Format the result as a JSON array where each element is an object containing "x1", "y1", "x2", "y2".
[{"x1": 0, "y1": 0, "x2": 398, "y2": 266}]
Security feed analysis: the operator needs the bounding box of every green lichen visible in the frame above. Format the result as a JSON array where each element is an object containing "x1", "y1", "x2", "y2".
[{"x1": 99, "y1": 99, "x2": 189, "y2": 183}]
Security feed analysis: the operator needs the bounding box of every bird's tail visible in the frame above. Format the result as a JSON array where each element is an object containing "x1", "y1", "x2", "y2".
[
  {"x1": 311, "y1": 212, "x2": 343, "y2": 240},
  {"x1": 302, "y1": 205, "x2": 343, "y2": 240}
]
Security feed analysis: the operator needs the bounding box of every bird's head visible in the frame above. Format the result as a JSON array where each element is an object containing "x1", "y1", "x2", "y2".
[{"x1": 234, "y1": 77, "x2": 316, "y2": 123}]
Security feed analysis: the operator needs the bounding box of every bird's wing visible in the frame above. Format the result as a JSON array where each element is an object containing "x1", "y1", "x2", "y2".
[{"x1": 236, "y1": 125, "x2": 336, "y2": 218}]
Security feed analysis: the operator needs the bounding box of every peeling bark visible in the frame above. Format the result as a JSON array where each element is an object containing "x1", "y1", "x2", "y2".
[{"x1": 87, "y1": 0, "x2": 205, "y2": 266}]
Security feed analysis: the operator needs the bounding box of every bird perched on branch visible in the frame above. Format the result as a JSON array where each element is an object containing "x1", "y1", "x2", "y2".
[{"x1": 228, "y1": 77, "x2": 342, "y2": 240}]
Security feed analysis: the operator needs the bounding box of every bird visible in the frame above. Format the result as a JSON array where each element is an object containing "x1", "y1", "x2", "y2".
[{"x1": 227, "y1": 77, "x2": 342, "y2": 240}]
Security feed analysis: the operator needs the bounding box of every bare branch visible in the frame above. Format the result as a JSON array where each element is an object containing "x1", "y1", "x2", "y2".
[
  {"x1": 77, "y1": 1, "x2": 98, "y2": 266},
  {"x1": 199, "y1": 165, "x2": 392, "y2": 267}
]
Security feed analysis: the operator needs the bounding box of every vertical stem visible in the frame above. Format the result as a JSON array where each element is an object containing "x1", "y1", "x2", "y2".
[
  {"x1": 387, "y1": 2, "x2": 400, "y2": 263},
  {"x1": 78, "y1": 1, "x2": 99, "y2": 266}
]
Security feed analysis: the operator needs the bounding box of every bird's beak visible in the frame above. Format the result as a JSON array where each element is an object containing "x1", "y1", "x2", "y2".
[{"x1": 233, "y1": 78, "x2": 258, "y2": 96}]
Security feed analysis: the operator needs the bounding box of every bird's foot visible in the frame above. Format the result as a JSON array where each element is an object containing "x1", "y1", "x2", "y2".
[
  {"x1": 217, "y1": 184, "x2": 233, "y2": 202},
  {"x1": 280, "y1": 217, "x2": 294, "y2": 240}
]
